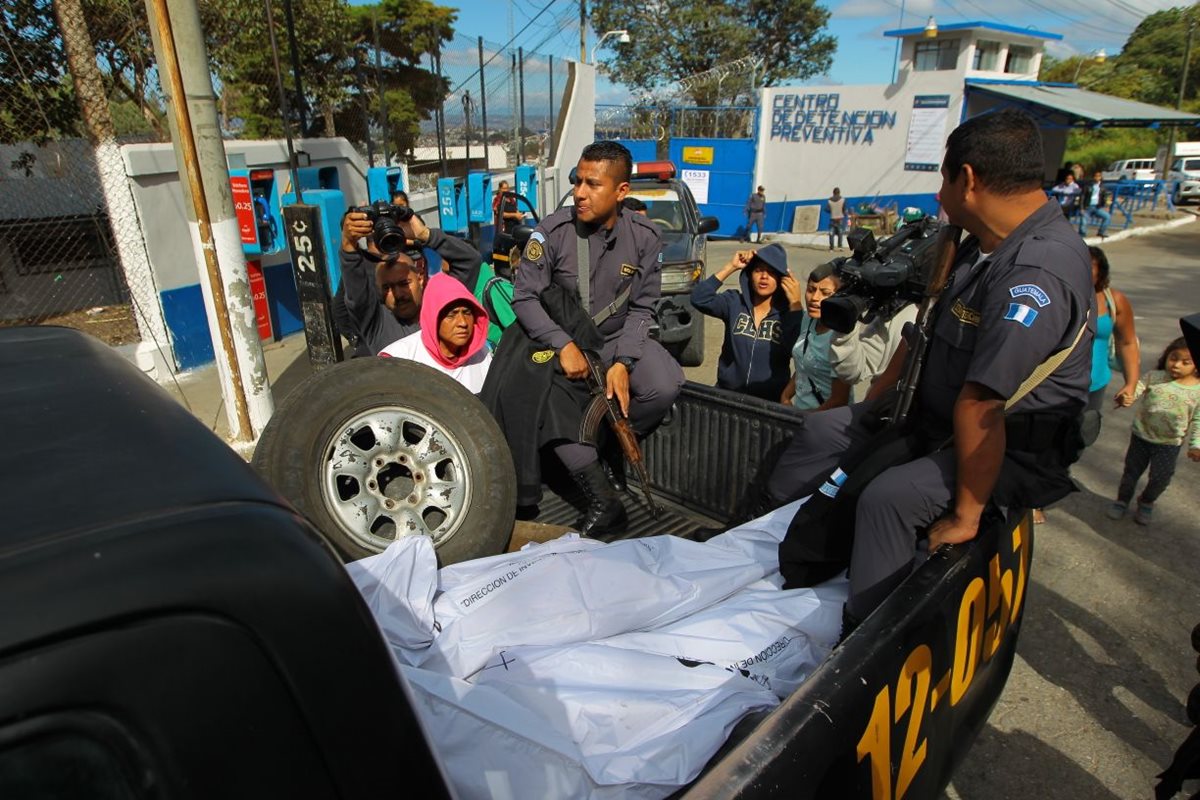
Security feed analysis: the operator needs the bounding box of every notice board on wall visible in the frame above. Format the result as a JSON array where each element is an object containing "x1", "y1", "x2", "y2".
[
  {"x1": 680, "y1": 169, "x2": 711, "y2": 204},
  {"x1": 904, "y1": 95, "x2": 950, "y2": 172}
]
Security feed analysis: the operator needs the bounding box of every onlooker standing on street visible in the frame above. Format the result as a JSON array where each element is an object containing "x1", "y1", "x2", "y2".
[
  {"x1": 691, "y1": 244, "x2": 805, "y2": 401},
  {"x1": 1079, "y1": 171, "x2": 1111, "y2": 238},
  {"x1": 826, "y1": 188, "x2": 848, "y2": 251},
  {"x1": 744, "y1": 185, "x2": 766, "y2": 243},
  {"x1": 1107, "y1": 337, "x2": 1199, "y2": 525}
]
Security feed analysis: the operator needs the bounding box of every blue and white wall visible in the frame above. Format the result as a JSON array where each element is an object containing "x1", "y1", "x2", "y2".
[
  {"x1": 754, "y1": 72, "x2": 965, "y2": 231},
  {"x1": 122, "y1": 138, "x2": 370, "y2": 371}
]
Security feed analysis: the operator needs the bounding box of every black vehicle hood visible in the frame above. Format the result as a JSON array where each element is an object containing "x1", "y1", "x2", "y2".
[{"x1": 660, "y1": 231, "x2": 693, "y2": 264}]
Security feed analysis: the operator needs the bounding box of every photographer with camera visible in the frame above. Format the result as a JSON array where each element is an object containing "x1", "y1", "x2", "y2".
[
  {"x1": 338, "y1": 200, "x2": 484, "y2": 356},
  {"x1": 764, "y1": 110, "x2": 1094, "y2": 628}
]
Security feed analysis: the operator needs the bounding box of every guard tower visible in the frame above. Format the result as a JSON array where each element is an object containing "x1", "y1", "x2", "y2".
[{"x1": 885, "y1": 21, "x2": 1061, "y2": 85}]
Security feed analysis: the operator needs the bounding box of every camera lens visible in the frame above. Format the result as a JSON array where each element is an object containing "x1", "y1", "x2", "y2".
[
  {"x1": 820, "y1": 294, "x2": 868, "y2": 335},
  {"x1": 373, "y1": 218, "x2": 406, "y2": 255}
]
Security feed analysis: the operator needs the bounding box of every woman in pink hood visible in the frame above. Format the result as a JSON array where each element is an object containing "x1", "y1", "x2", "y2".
[{"x1": 378, "y1": 273, "x2": 492, "y2": 393}]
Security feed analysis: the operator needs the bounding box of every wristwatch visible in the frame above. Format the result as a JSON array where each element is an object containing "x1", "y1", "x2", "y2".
[{"x1": 616, "y1": 356, "x2": 636, "y2": 373}]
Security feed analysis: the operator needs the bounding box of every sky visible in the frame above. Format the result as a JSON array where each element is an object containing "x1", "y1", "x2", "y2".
[{"x1": 431, "y1": 0, "x2": 1187, "y2": 102}]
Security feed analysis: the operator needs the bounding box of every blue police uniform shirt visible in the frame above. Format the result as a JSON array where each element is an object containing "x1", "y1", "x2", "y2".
[
  {"x1": 512, "y1": 205, "x2": 664, "y2": 362},
  {"x1": 918, "y1": 199, "x2": 1096, "y2": 428}
]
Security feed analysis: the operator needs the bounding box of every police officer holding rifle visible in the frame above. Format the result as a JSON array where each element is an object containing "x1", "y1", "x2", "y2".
[
  {"x1": 765, "y1": 110, "x2": 1095, "y2": 631},
  {"x1": 483, "y1": 141, "x2": 684, "y2": 535}
]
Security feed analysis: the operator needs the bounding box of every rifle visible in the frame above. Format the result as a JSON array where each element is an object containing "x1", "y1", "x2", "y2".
[
  {"x1": 579, "y1": 351, "x2": 662, "y2": 518},
  {"x1": 890, "y1": 223, "x2": 962, "y2": 427}
]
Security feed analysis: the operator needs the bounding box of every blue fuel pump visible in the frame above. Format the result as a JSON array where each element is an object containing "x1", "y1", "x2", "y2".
[{"x1": 367, "y1": 166, "x2": 405, "y2": 204}]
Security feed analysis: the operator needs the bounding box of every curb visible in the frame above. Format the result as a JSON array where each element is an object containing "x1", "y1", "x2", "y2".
[{"x1": 1082, "y1": 212, "x2": 1195, "y2": 246}]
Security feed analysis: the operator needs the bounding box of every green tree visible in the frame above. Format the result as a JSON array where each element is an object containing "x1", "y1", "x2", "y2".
[
  {"x1": 590, "y1": 0, "x2": 835, "y2": 106},
  {"x1": 347, "y1": 0, "x2": 455, "y2": 159},
  {"x1": 200, "y1": 0, "x2": 355, "y2": 138},
  {"x1": 0, "y1": 0, "x2": 81, "y2": 143},
  {"x1": 81, "y1": 0, "x2": 168, "y2": 139},
  {"x1": 1117, "y1": 7, "x2": 1199, "y2": 106}
]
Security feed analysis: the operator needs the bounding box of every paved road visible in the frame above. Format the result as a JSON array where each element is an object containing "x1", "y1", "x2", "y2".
[{"x1": 694, "y1": 226, "x2": 1200, "y2": 799}]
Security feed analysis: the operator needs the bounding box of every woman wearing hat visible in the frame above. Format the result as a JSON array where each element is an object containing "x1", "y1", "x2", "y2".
[{"x1": 691, "y1": 243, "x2": 806, "y2": 401}]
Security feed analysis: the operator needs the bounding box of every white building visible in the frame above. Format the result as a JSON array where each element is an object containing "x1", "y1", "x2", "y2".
[{"x1": 712, "y1": 21, "x2": 1200, "y2": 237}]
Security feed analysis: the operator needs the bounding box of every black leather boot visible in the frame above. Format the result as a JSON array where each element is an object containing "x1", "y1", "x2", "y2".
[
  {"x1": 572, "y1": 462, "x2": 628, "y2": 536},
  {"x1": 600, "y1": 450, "x2": 627, "y2": 492}
]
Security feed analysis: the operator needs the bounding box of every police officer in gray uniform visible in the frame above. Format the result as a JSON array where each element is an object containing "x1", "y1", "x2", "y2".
[
  {"x1": 512, "y1": 141, "x2": 685, "y2": 535},
  {"x1": 768, "y1": 110, "x2": 1094, "y2": 624}
]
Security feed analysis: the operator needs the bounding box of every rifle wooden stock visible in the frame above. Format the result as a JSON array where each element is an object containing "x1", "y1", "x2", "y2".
[
  {"x1": 892, "y1": 223, "x2": 962, "y2": 426},
  {"x1": 580, "y1": 352, "x2": 662, "y2": 517}
]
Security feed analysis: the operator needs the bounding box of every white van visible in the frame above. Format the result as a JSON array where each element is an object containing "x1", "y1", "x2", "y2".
[
  {"x1": 1101, "y1": 158, "x2": 1158, "y2": 182},
  {"x1": 1169, "y1": 154, "x2": 1200, "y2": 204}
]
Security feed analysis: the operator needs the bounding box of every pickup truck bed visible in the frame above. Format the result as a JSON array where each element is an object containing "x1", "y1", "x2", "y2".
[{"x1": 0, "y1": 327, "x2": 1031, "y2": 800}]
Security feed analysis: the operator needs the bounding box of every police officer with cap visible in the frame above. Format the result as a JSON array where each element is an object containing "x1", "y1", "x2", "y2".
[
  {"x1": 767, "y1": 109, "x2": 1095, "y2": 627},
  {"x1": 511, "y1": 140, "x2": 685, "y2": 535}
]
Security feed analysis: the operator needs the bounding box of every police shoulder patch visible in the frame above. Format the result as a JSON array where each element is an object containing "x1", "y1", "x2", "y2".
[
  {"x1": 523, "y1": 238, "x2": 544, "y2": 262},
  {"x1": 620, "y1": 263, "x2": 638, "y2": 277},
  {"x1": 1009, "y1": 283, "x2": 1051, "y2": 307},
  {"x1": 531, "y1": 349, "x2": 555, "y2": 364}
]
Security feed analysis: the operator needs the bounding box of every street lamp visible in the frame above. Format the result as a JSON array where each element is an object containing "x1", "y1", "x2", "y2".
[
  {"x1": 923, "y1": 16, "x2": 938, "y2": 38},
  {"x1": 592, "y1": 29, "x2": 631, "y2": 63},
  {"x1": 1072, "y1": 49, "x2": 1107, "y2": 83}
]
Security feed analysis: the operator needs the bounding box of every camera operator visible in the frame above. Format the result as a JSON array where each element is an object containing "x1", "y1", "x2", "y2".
[
  {"x1": 829, "y1": 301, "x2": 918, "y2": 403},
  {"x1": 766, "y1": 110, "x2": 1094, "y2": 626},
  {"x1": 338, "y1": 203, "x2": 484, "y2": 356}
]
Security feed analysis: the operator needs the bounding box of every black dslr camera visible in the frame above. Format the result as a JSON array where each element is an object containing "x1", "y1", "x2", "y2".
[
  {"x1": 819, "y1": 216, "x2": 943, "y2": 334},
  {"x1": 354, "y1": 201, "x2": 415, "y2": 255}
]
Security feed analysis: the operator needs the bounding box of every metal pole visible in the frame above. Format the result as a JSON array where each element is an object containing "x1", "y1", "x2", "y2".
[
  {"x1": 519, "y1": 46, "x2": 526, "y2": 164},
  {"x1": 891, "y1": 0, "x2": 905, "y2": 84},
  {"x1": 580, "y1": 0, "x2": 586, "y2": 62},
  {"x1": 1162, "y1": 17, "x2": 1195, "y2": 183},
  {"x1": 354, "y1": 48, "x2": 375, "y2": 165},
  {"x1": 281, "y1": 0, "x2": 307, "y2": 134},
  {"x1": 478, "y1": 36, "x2": 490, "y2": 171},
  {"x1": 374, "y1": 14, "x2": 389, "y2": 164},
  {"x1": 147, "y1": 0, "x2": 257, "y2": 442},
  {"x1": 548, "y1": 55, "x2": 555, "y2": 164},
  {"x1": 264, "y1": 0, "x2": 303, "y2": 203},
  {"x1": 436, "y1": 47, "x2": 448, "y2": 177},
  {"x1": 464, "y1": 91, "x2": 472, "y2": 173},
  {"x1": 511, "y1": 52, "x2": 519, "y2": 167}
]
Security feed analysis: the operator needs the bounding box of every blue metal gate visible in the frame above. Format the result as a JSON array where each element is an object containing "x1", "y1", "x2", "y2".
[{"x1": 668, "y1": 137, "x2": 756, "y2": 238}]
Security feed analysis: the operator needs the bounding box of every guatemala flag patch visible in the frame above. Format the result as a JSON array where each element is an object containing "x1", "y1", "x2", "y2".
[{"x1": 1003, "y1": 302, "x2": 1039, "y2": 327}]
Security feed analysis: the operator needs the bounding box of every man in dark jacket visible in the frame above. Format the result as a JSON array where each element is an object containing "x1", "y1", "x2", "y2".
[
  {"x1": 690, "y1": 243, "x2": 805, "y2": 401},
  {"x1": 338, "y1": 209, "x2": 484, "y2": 355}
]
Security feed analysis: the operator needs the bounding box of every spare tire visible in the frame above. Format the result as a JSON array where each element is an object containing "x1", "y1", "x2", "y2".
[{"x1": 252, "y1": 357, "x2": 516, "y2": 565}]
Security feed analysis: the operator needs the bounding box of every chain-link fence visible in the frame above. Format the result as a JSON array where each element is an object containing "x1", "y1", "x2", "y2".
[
  {"x1": 1, "y1": 0, "x2": 571, "y2": 346},
  {"x1": 0, "y1": 0, "x2": 163, "y2": 347}
]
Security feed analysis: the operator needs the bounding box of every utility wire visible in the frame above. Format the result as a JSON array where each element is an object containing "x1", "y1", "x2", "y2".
[{"x1": 448, "y1": 0, "x2": 562, "y2": 95}]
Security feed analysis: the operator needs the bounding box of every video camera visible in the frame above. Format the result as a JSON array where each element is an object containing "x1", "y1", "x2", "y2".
[
  {"x1": 819, "y1": 216, "x2": 943, "y2": 334},
  {"x1": 353, "y1": 201, "x2": 415, "y2": 255}
]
